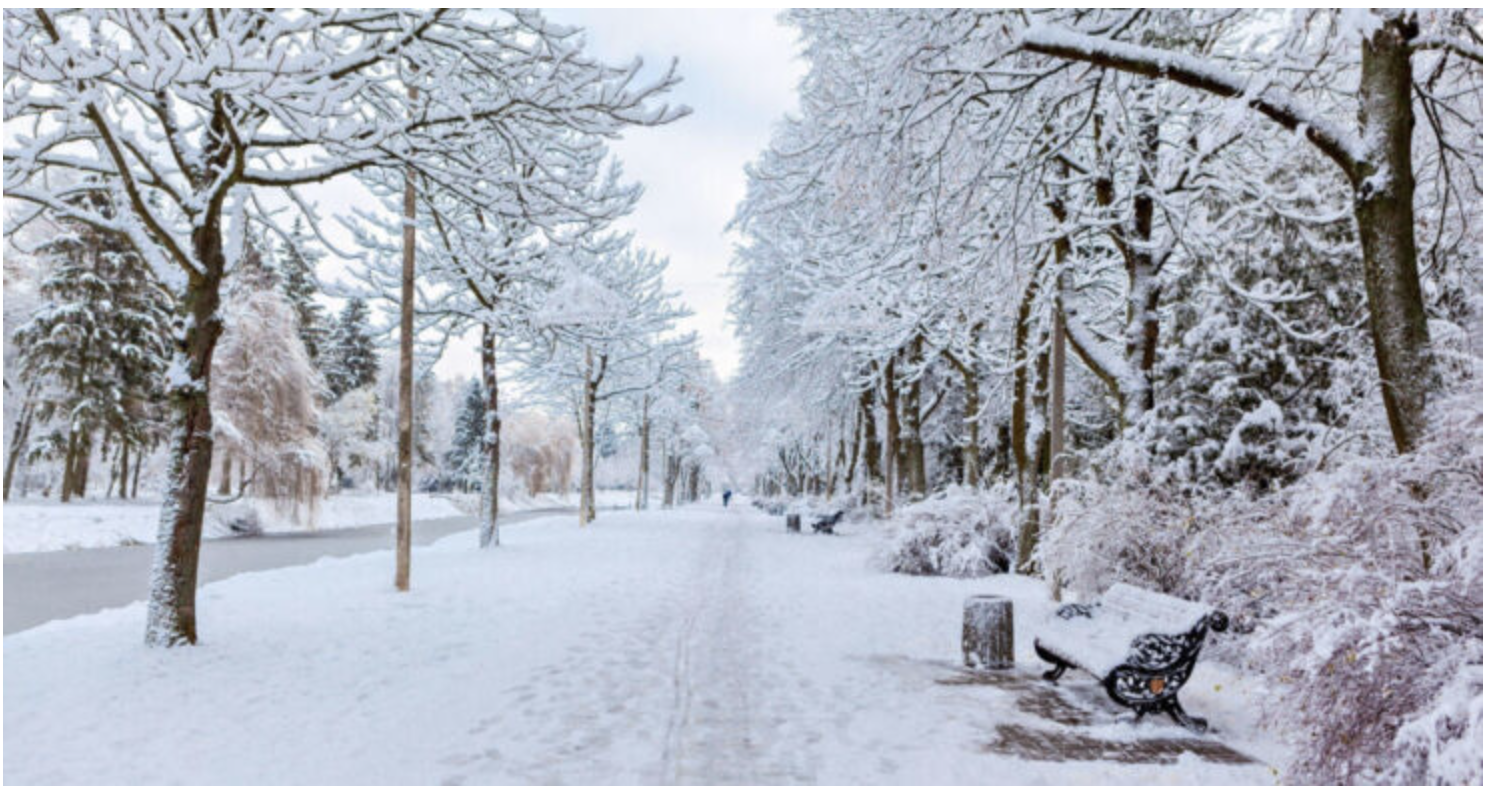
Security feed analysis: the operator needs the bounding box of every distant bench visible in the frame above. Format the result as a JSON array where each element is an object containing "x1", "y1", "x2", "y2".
[
  {"x1": 811, "y1": 510, "x2": 844, "y2": 534},
  {"x1": 1033, "y1": 583, "x2": 1229, "y2": 733}
]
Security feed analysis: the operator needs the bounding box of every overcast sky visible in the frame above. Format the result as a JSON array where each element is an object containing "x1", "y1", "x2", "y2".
[{"x1": 430, "y1": 9, "x2": 804, "y2": 381}]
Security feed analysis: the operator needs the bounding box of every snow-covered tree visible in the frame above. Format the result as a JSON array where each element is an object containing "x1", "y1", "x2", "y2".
[
  {"x1": 519, "y1": 236, "x2": 691, "y2": 524},
  {"x1": 11, "y1": 191, "x2": 172, "y2": 502},
  {"x1": 323, "y1": 300, "x2": 380, "y2": 400},
  {"x1": 4, "y1": 7, "x2": 685, "y2": 645},
  {"x1": 442, "y1": 378, "x2": 486, "y2": 492},
  {"x1": 210, "y1": 240, "x2": 326, "y2": 523},
  {"x1": 273, "y1": 218, "x2": 328, "y2": 366}
]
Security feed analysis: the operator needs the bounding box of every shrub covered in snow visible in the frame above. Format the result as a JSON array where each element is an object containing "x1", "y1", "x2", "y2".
[
  {"x1": 878, "y1": 484, "x2": 1017, "y2": 577},
  {"x1": 1043, "y1": 389, "x2": 1484, "y2": 784}
]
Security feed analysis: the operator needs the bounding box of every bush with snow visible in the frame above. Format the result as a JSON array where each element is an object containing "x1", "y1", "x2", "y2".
[
  {"x1": 878, "y1": 484, "x2": 1016, "y2": 577},
  {"x1": 1043, "y1": 389, "x2": 1484, "y2": 784}
]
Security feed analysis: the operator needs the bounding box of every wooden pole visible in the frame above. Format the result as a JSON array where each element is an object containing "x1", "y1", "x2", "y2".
[{"x1": 395, "y1": 83, "x2": 417, "y2": 591}]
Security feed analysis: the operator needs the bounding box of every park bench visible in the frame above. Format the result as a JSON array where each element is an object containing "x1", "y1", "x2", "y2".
[
  {"x1": 811, "y1": 510, "x2": 845, "y2": 534},
  {"x1": 1033, "y1": 583, "x2": 1229, "y2": 733}
]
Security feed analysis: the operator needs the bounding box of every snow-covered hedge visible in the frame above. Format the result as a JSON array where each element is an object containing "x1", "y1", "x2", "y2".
[
  {"x1": 1042, "y1": 391, "x2": 1484, "y2": 784},
  {"x1": 878, "y1": 484, "x2": 1017, "y2": 577}
]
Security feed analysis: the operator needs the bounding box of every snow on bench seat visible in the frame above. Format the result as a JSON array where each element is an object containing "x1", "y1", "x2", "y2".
[
  {"x1": 1039, "y1": 584, "x2": 1214, "y2": 676},
  {"x1": 1032, "y1": 583, "x2": 1229, "y2": 733}
]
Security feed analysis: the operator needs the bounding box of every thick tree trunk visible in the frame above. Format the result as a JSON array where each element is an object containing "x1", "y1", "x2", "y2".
[
  {"x1": 145, "y1": 251, "x2": 226, "y2": 647},
  {"x1": 478, "y1": 323, "x2": 501, "y2": 548},
  {"x1": 1355, "y1": 20, "x2": 1434, "y2": 453}
]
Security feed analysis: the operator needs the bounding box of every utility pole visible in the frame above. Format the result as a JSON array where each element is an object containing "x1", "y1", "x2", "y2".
[{"x1": 395, "y1": 81, "x2": 417, "y2": 592}]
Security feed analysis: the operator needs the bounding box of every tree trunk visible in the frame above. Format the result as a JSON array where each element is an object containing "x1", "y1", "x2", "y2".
[
  {"x1": 5, "y1": 387, "x2": 36, "y2": 501},
  {"x1": 106, "y1": 442, "x2": 118, "y2": 499},
  {"x1": 1011, "y1": 271, "x2": 1041, "y2": 503},
  {"x1": 662, "y1": 446, "x2": 678, "y2": 508},
  {"x1": 578, "y1": 348, "x2": 598, "y2": 525},
  {"x1": 905, "y1": 339, "x2": 927, "y2": 497},
  {"x1": 883, "y1": 357, "x2": 899, "y2": 514},
  {"x1": 1017, "y1": 326, "x2": 1052, "y2": 574},
  {"x1": 478, "y1": 322, "x2": 501, "y2": 548},
  {"x1": 394, "y1": 98, "x2": 417, "y2": 592},
  {"x1": 217, "y1": 452, "x2": 232, "y2": 497},
  {"x1": 117, "y1": 441, "x2": 130, "y2": 502},
  {"x1": 636, "y1": 395, "x2": 650, "y2": 510},
  {"x1": 145, "y1": 241, "x2": 227, "y2": 647},
  {"x1": 858, "y1": 381, "x2": 881, "y2": 504},
  {"x1": 59, "y1": 428, "x2": 79, "y2": 503},
  {"x1": 844, "y1": 406, "x2": 861, "y2": 493},
  {"x1": 131, "y1": 445, "x2": 144, "y2": 499},
  {"x1": 1355, "y1": 19, "x2": 1434, "y2": 453},
  {"x1": 1049, "y1": 290, "x2": 1068, "y2": 482},
  {"x1": 960, "y1": 368, "x2": 981, "y2": 487},
  {"x1": 72, "y1": 432, "x2": 91, "y2": 499},
  {"x1": 1123, "y1": 87, "x2": 1161, "y2": 418}
]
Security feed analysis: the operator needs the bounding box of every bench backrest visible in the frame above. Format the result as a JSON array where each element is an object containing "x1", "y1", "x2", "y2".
[{"x1": 1100, "y1": 583, "x2": 1213, "y2": 633}]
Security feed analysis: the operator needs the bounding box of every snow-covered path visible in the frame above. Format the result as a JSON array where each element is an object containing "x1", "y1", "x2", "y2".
[{"x1": 3, "y1": 507, "x2": 1280, "y2": 784}]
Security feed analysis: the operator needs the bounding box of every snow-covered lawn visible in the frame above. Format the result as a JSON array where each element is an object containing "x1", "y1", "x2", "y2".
[
  {"x1": 2, "y1": 489, "x2": 635, "y2": 554},
  {"x1": 3, "y1": 506, "x2": 1285, "y2": 784}
]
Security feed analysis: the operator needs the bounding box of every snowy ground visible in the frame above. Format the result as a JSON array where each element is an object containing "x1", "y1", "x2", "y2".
[
  {"x1": 2, "y1": 489, "x2": 635, "y2": 554},
  {"x1": 3, "y1": 506, "x2": 1286, "y2": 784}
]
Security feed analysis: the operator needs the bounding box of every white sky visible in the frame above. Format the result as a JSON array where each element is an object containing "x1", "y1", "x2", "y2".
[{"x1": 433, "y1": 9, "x2": 805, "y2": 381}]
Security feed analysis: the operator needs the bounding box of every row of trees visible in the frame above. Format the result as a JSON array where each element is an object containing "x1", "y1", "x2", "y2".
[
  {"x1": 3, "y1": 9, "x2": 714, "y2": 646},
  {"x1": 730, "y1": 9, "x2": 1481, "y2": 563}
]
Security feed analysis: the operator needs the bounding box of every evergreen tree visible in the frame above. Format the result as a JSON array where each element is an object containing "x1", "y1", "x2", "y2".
[
  {"x1": 274, "y1": 218, "x2": 327, "y2": 365},
  {"x1": 13, "y1": 191, "x2": 173, "y2": 500},
  {"x1": 444, "y1": 379, "x2": 485, "y2": 490},
  {"x1": 324, "y1": 298, "x2": 379, "y2": 399}
]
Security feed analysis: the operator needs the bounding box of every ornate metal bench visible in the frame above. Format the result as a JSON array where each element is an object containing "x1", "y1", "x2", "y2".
[{"x1": 1033, "y1": 583, "x2": 1229, "y2": 733}]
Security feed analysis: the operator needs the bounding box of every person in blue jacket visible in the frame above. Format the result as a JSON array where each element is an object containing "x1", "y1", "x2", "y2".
[{"x1": 722, "y1": 489, "x2": 733, "y2": 508}]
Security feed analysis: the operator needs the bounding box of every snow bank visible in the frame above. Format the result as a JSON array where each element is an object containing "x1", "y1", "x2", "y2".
[
  {"x1": 4, "y1": 492, "x2": 464, "y2": 554},
  {"x1": 4, "y1": 489, "x2": 637, "y2": 554},
  {"x1": 4, "y1": 506, "x2": 1282, "y2": 784}
]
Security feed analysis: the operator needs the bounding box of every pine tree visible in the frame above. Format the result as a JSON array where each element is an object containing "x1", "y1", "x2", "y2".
[
  {"x1": 13, "y1": 191, "x2": 173, "y2": 501},
  {"x1": 444, "y1": 379, "x2": 486, "y2": 490},
  {"x1": 274, "y1": 218, "x2": 327, "y2": 365},
  {"x1": 324, "y1": 298, "x2": 379, "y2": 399}
]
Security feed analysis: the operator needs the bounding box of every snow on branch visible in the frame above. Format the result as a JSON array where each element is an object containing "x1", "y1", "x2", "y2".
[{"x1": 1018, "y1": 25, "x2": 1367, "y2": 175}]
